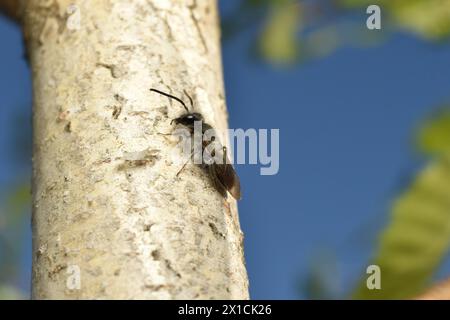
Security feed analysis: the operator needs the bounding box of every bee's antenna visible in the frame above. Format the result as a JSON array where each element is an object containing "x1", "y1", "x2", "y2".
[
  {"x1": 150, "y1": 88, "x2": 189, "y2": 112},
  {"x1": 183, "y1": 90, "x2": 194, "y2": 110}
]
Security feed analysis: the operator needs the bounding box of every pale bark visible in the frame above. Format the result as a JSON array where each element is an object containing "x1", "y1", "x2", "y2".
[
  {"x1": 20, "y1": 0, "x2": 248, "y2": 299},
  {"x1": 417, "y1": 278, "x2": 450, "y2": 300}
]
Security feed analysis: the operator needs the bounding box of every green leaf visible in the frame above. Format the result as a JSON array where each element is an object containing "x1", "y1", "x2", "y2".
[
  {"x1": 0, "y1": 285, "x2": 25, "y2": 300},
  {"x1": 418, "y1": 109, "x2": 450, "y2": 156},
  {"x1": 388, "y1": 0, "x2": 450, "y2": 40},
  {"x1": 353, "y1": 157, "x2": 450, "y2": 299},
  {"x1": 339, "y1": 0, "x2": 450, "y2": 40},
  {"x1": 0, "y1": 183, "x2": 31, "y2": 227},
  {"x1": 259, "y1": 2, "x2": 301, "y2": 65}
]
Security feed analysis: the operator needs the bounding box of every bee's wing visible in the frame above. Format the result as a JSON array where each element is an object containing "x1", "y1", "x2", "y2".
[
  {"x1": 204, "y1": 142, "x2": 241, "y2": 200},
  {"x1": 208, "y1": 165, "x2": 228, "y2": 198},
  {"x1": 211, "y1": 161, "x2": 241, "y2": 200}
]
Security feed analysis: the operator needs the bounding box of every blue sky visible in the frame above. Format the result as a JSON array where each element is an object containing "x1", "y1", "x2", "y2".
[{"x1": 1, "y1": 1, "x2": 450, "y2": 299}]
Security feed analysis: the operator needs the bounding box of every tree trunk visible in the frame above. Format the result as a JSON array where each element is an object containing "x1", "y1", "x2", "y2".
[{"x1": 20, "y1": 0, "x2": 248, "y2": 299}]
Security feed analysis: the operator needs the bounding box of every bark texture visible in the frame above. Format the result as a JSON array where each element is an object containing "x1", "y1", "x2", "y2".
[{"x1": 24, "y1": 0, "x2": 248, "y2": 299}]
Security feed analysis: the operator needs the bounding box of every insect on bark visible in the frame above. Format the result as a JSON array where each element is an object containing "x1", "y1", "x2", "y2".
[{"x1": 150, "y1": 88, "x2": 241, "y2": 200}]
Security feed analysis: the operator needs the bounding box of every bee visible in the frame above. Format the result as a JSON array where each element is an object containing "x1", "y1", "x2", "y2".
[{"x1": 150, "y1": 88, "x2": 241, "y2": 200}]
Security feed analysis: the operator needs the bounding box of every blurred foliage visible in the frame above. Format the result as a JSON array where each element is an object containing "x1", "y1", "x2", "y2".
[
  {"x1": 258, "y1": 1, "x2": 301, "y2": 65},
  {"x1": 0, "y1": 285, "x2": 25, "y2": 300},
  {"x1": 223, "y1": 0, "x2": 450, "y2": 65},
  {"x1": 235, "y1": 1, "x2": 450, "y2": 298},
  {"x1": 0, "y1": 102, "x2": 32, "y2": 299},
  {"x1": 0, "y1": 183, "x2": 30, "y2": 299},
  {"x1": 353, "y1": 107, "x2": 450, "y2": 299},
  {"x1": 340, "y1": 0, "x2": 450, "y2": 40},
  {"x1": 418, "y1": 110, "x2": 450, "y2": 156}
]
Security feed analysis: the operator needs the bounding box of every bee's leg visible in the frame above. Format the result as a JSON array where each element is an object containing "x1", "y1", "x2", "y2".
[
  {"x1": 176, "y1": 150, "x2": 200, "y2": 177},
  {"x1": 176, "y1": 158, "x2": 191, "y2": 177},
  {"x1": 222, "y1": 145, "x2": 233, "y2": 164},
  {"x1": 222, "y1": 146, "x2": 227, "y2": 164}
]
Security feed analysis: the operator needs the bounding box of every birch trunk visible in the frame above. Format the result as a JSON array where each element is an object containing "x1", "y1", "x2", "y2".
[{"x1": 20, "y1": 0, "x2": 248, "y2": 299}]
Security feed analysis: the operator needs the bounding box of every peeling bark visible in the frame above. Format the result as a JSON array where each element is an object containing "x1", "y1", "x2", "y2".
[{"x1": 23, "y1": 0, "x2": 248, "y2": 299}]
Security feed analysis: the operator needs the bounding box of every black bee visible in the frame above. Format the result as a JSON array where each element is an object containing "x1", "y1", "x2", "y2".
[{"x1": 150, "y1": 88, "x2": 241, "y2": 200}]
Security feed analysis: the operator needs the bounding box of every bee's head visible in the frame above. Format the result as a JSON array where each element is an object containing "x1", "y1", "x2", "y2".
[
  {"x1": 149, "y1": 88, "x2": 203, "y2": 128},
  {"x1": 172, "y1": 112, "x2": 204, "y2": 127}
]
